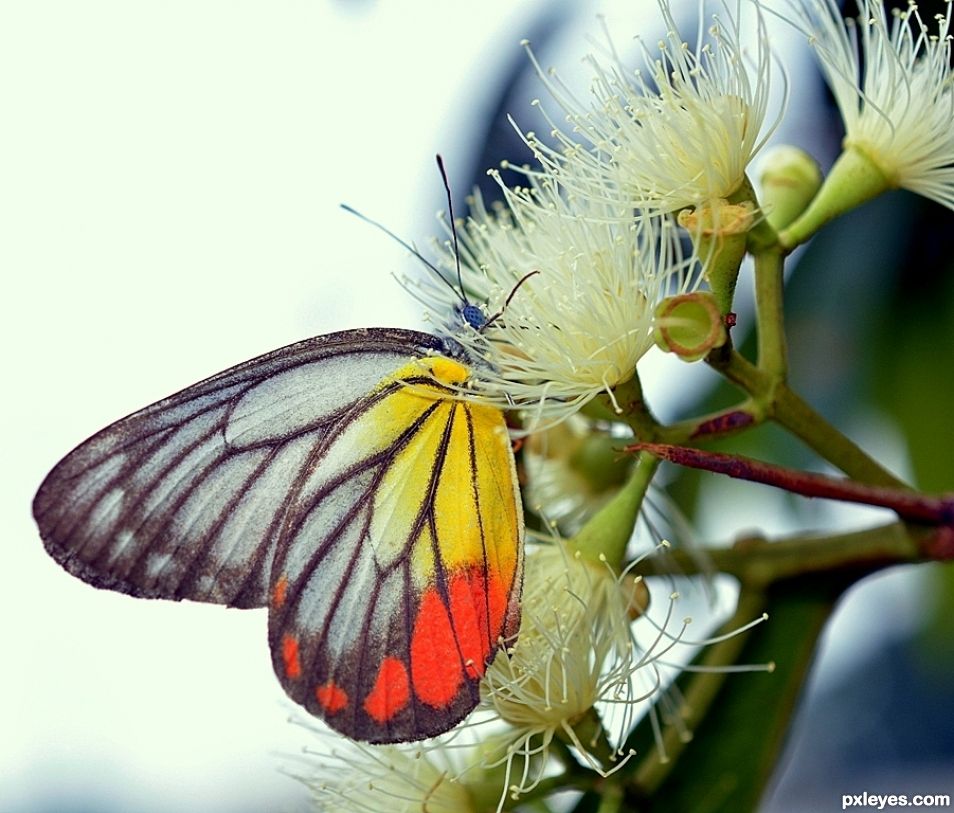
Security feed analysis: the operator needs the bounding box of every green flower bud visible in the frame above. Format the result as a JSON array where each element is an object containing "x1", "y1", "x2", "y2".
[
  {"x1": 779, "y1": 144, "x2": 890, "y2": 249},
  {"x1": 568, "y1": 432, "x2": 632, "y2": 494},
  {"x1": 759, "y1": 145, "x2": 823, "y2": 231}
]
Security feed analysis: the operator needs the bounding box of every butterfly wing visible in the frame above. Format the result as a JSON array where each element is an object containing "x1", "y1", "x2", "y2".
[
  {"x1": 268, "y1": 356, "x2": 523, "y2": 743},
  {"x1": 33, "y1": 328, "x2": 449, "y2": 609}
]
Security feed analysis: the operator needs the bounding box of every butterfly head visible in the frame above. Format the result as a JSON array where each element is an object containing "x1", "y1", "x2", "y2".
[{"x1": 341, "y1": 157, "x2": 537, "y2": 341}]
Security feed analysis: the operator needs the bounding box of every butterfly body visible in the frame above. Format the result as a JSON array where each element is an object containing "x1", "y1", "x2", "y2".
[{"x1": 33, "y1": 327, "x2": 523, "y2": 742}]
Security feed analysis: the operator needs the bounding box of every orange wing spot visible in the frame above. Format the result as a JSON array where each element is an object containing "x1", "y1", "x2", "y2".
[
  {"x1": 316, "y1": 681, "x2": 348, "y2": 714},
  {"x1": 363, "y1": 657, "x2": 410, "y2": 723},
  {"x1": 449, "y1": 571, "x2": 490, "y2": 679},
  {"x1": 272, "y1": 575, "x2": 288, "y2": 608},
  {"x1": 485, "y1": 570, "x2": 509, "y2": 641},
  {"x1": 411, "y1": 587, "x2": 464, "y2": 708},
  {"x1": 281, "y1": 633, "x2": 302, "y2": 680}
]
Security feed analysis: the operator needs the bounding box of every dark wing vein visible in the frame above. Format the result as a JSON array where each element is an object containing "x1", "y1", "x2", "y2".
[
  {"x1": 276, "y1": 397, "x2": 446, "y2": 614},
  {"x1": 464, "y1": 406, "x2": 494, "y2": 649},
  {"x1": 150, "y1": 442, "x2": 281, "y2": 598},
  {"x1": 400, "y1": 560, "x2": 419, "y2": 735},
  {"x1": 69, "y1": 418, "x2": 224, "y2": 567},
  {"x1": 110, "y1": 424, "x2": 230, "y2": 576},
  {"x1": 37, "y1": 423, "x2": 181, "y2": 545},
  {"x1": 295, "y1": 475, "x2": 379, "y2": 654},
  {"x1": 346, "y1": 573, "x2": 384, "y2": 739}
]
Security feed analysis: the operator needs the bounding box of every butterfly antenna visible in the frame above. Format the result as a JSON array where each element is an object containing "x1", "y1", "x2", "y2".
[
  {"x1": 481, "y1": 270, "x2": 540, "y2": 331},
  {"x1": 340, "y1": 203, "x2": 466, "y2": 305},
  {"x1": 435, "y1": 155, "x2": 469, "y2": 305}
]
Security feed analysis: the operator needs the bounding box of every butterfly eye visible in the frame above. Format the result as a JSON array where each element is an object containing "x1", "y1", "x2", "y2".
[{"x1": 461, "y1": 303, "x2": 487, "y2": 330}]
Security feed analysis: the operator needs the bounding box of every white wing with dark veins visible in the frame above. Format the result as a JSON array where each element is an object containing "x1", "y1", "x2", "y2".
[{"x1": 33, "y1": 328, "x2": 451, "y2": 608}]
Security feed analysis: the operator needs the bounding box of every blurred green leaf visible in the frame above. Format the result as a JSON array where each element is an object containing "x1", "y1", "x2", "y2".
[
  {"x1": 625, "y1": 573, "x2": 859, "y2": 812},
  {"x1": 872, "y1": 242, "x2": 954, "y2": 493},
  {"x1": 865, "y1": 197, "x2": 954, "y2": 675}
]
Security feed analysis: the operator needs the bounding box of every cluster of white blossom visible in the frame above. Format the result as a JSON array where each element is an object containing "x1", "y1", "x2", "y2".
[
  {"x1": 408, "y1": 0, "x2": 953, "y2": 427},
  {"x1": 407, "y1": 0, "x2": 780, "y2": 430}
]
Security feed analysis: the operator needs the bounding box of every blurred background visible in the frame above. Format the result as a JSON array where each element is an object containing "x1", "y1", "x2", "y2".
[{"x1": 2, "y1": 1, "x2": 951, "y2": 810}]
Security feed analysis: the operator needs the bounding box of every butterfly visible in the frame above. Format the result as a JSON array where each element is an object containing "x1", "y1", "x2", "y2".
[
  {"x1": 32, "y1": 160, "x2": 529, "y2": 743},
  {"x1": 32, "y1": 326, "x2": 524, "y2": 743}
]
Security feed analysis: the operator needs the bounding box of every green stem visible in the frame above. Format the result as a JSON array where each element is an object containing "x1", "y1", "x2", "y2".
[
  {"x1": 702, "y1": 201, "x2": 904, "y2": 492},
  {"x1": 773, "y1": 384, "x2": 908, "y2": 488},
  {"x1": 631, "y1": 521, "x2": 928, "y2": 585},
  {"x1": 707, "y1": 229, "x2": 902, "y2": 491},
  {"x1": 706, "y1": 353, "x2": 906, "y2": 489},
  {"x1": 753, "y1": 247, "x2": 788, "y2": 381},
  {"x1": 658, "y1": 398, "x2": 763, "y2": 444},
  {"x1": 706, "y1": 348, "x2": 772, "y2": 396}
]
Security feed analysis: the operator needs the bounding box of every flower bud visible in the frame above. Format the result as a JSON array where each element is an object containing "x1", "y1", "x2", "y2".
[
  {"x1": 524, "y1": 419, "x2": 631, "y2": 536},
  {"x1": 779, "y1": 144, "x2": 890, "y2": 249},
  {"x1": 653, "y1": 292, "x2": 728, "y2": 363},
  {"x1": 568, "y1": 432, "x2": 631, "y2": 494},
  {"x1": 759, "y1": 145, "x2": 823, "y2": 232}
]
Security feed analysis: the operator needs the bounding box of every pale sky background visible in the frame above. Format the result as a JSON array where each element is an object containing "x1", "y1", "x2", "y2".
[{"x1": 1, "y1": 2, "x2": 931, "y2": 811}]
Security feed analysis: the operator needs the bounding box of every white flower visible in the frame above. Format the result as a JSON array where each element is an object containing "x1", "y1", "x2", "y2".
[
  {"x1": 478, "y1": 542, "x2": 679, "y2": 801},
  {"x1": 518, "y1": 0, "x2": 778, "y2": 214},
  {"x1": 789, "y1": 0, "x2": 954, "y2": 209},
  {"x1": 291, "y1": 728, "x2": 478, "y2": 813},
  {"x1": 414, "y1": 174, "x2": 700, "y2": 429}
]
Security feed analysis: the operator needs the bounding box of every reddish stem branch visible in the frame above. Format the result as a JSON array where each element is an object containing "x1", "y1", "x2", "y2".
[{"x1": 628, "y1": 442, "x2": 954, "y2": 527}]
